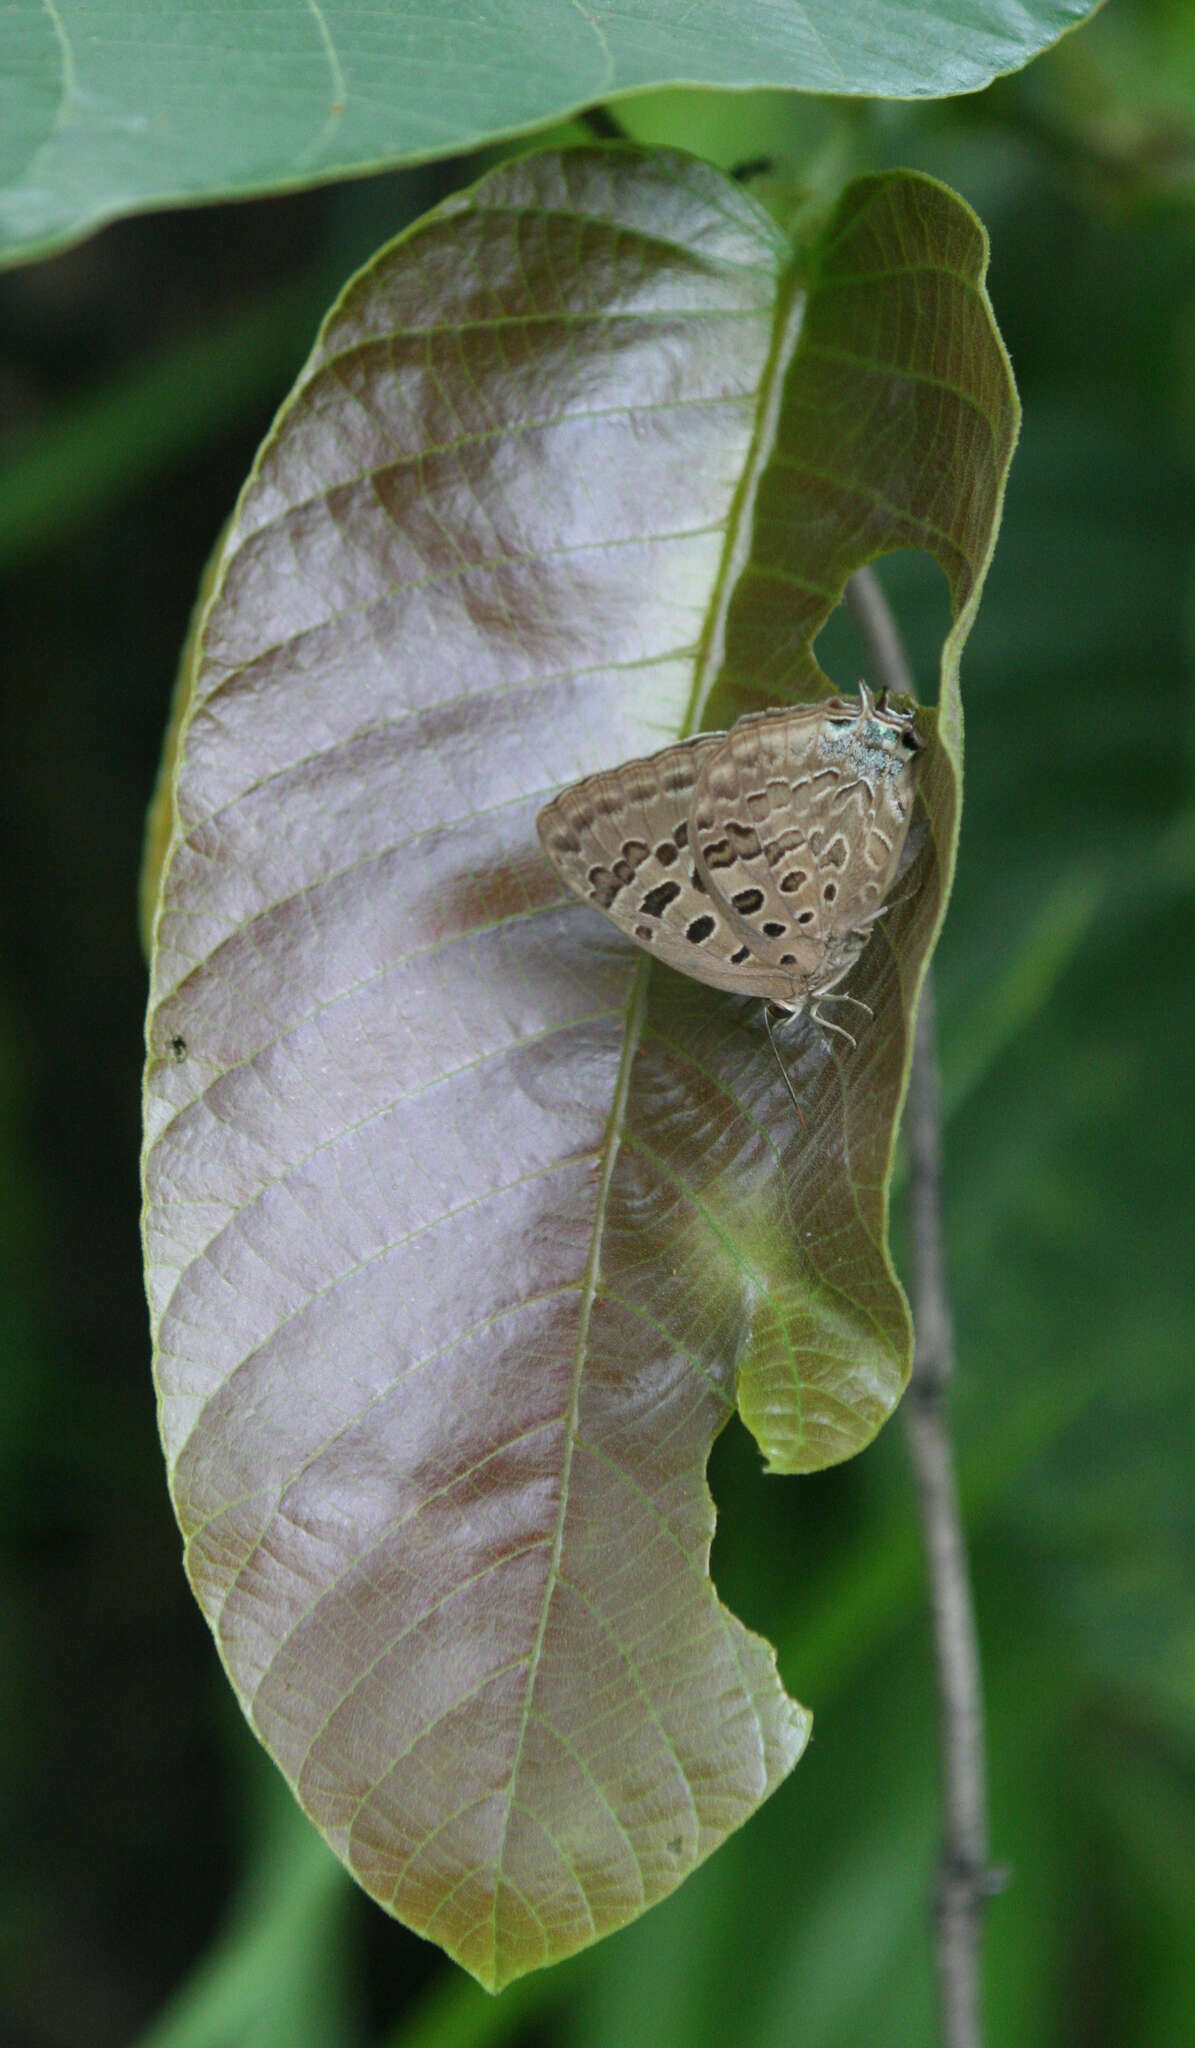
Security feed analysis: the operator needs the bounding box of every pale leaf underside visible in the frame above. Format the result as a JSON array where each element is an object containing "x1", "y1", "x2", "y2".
[{"x1": 141, "y1": 151, "x2": 1018, "y2": 1985}]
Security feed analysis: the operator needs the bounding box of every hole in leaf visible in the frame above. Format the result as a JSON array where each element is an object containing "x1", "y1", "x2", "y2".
[{"x1": 812, "y1": 549, "x2": 953, "y2": 704}]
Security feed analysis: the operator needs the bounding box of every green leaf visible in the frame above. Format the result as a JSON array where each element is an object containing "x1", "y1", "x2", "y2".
[
  {"x1": 3, "y1": 0, "x2": 1102, "y2": 268},
  {"x1": 141, "y1": 148, "x2": 1017, "y2": 1986}
]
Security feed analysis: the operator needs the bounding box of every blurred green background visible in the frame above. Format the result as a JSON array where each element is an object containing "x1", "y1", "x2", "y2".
[{"x1": 1, "y1": 3, "x2": 1193, "y2": 2042}]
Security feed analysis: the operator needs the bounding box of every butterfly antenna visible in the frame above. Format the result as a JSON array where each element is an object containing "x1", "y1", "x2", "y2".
[{"x1": 764, "y1": 1005, "x2": 806, "y2": 1131}]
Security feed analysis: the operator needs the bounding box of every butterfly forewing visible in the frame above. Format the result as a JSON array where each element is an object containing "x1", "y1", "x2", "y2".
[
  {"x1": 536, "y1": 735, "x2": 793, "y2": 1000},
  {"x1": 536, "y1": 689, "x2": 923, "y2": 1017}
]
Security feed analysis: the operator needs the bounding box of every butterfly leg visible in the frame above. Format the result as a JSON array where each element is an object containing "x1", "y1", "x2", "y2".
[
  {"x1": 809, "y1": 1000, "x2": 859, "y2": 1051},
  {"x1": 763, "y1": 1004, "x2": 807, "y2": 1130},
  {"x1": 820, "y1": 991, "x2": 874, "y2": 1020}
]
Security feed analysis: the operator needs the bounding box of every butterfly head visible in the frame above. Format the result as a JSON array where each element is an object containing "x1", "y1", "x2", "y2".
[{"x1": 820, "y1": 682, "x2": 922, "y2": 779}]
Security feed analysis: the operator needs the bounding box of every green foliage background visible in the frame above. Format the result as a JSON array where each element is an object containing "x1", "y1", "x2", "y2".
[{"x1": 1, "y1": 1, "x2": 1193, "y2": 2042}]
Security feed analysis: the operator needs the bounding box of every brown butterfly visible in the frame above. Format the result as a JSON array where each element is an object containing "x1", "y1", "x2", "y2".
[{"x1": 537, "y1": 686, "x2": 923, "y2": 1108}]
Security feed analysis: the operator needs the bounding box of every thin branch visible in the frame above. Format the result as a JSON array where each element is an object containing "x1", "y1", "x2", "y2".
[
  {"x1": 845, "y1": 561, "x2": 917, "y2": 700},
  {"x1": 846, "y1": 564, "x2": 1001, "y2": 2048},
  {"x1": 904, "y1": 978, "x2": 1001, "y2": 2048}
]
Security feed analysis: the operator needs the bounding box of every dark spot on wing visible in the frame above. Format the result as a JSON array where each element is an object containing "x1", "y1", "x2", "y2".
[
  {"x1": 654, "y1": 840, "x2": 679, "y2": 867},
  {"x1": 762, "y1": 920, "x2": 786, "y2": 939},
  {"x1": 588, "y1": 868, "x2": 619, "y2": 909},
  {"x1": 686, "y1": 915, "x2": 716, "y2": 944},
  {"x1": 732, "y1": 887, "x2": 764, "y2": 915},
  {"x1": 730, "y1": 945, "x2": 751, "y2": 965},
  {"x1": 640, "y1": 879, "x2": 681, "y2": 918},
  {"x1": 727, "y1": 821, "x2": 762, "y2": 859}
]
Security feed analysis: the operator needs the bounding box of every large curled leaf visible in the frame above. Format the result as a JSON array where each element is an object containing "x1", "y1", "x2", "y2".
[
  {"x1": 2, "y1": 0, "x2": 1102, "y2": 267},
  {"x1": 142, "y1": 149, "x2": 1017, "y2": 1986}
]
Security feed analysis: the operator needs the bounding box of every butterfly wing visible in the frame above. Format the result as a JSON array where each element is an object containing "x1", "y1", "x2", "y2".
[
  {"x1": 536, "y1": 735, "x2": 795, "y2": 1001},
  {"x1": 690, "y1": 694, "x2": 921, "y2": 989}
]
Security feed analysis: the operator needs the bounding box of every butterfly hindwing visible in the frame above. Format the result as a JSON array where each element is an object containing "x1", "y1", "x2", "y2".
[
  {"x1": 536, "y1": 734, "x2": 792, "y2": 1000},
  {"x1": 537, "y1": 689, "x2": 923, "y2": 1014},
  {"x1": 690, "y1": 695, "x2": 921, "y2": 985},
  {"x1": 690, "y1": 705, "x2": 834, "y2": 981}
]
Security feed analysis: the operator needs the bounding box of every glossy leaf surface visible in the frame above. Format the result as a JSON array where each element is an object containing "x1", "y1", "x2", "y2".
[
  {"x1": 142, "y1": 150, "x2": 1017, "y2": 1984},
  {"x1": 2, "y1": 0, "x2": 1101, "y2": 266}
]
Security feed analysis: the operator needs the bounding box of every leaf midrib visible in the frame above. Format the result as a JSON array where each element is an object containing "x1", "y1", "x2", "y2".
[{"x1": 487, "y1": 255, "x2": 809, "y2": 1950}]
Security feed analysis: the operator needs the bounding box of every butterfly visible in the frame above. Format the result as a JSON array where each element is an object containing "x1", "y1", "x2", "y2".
[{"x1": 537, "y1": 685, "x2": 923, "y2": 1104}]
